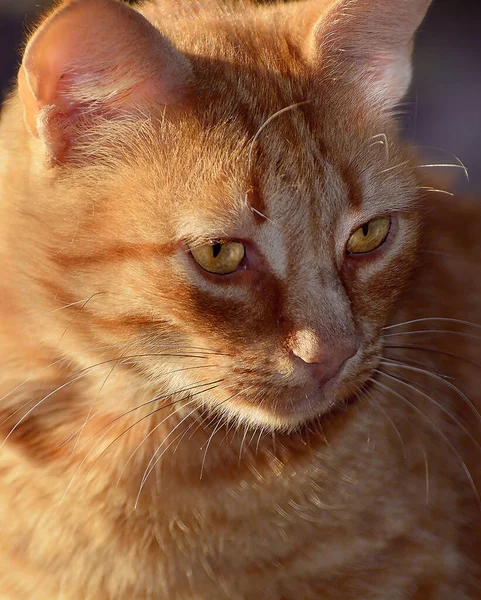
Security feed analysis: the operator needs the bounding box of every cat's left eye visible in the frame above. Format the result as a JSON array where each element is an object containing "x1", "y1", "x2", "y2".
[
  {"x1": 189, "y1": 240, "x2": 246, "y2": 275},
  {"x1": 346, "y1": 216, "x2": 391, "y2": 255}
]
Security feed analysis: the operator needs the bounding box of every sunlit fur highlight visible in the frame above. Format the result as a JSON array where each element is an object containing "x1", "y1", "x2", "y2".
[{"x1": 0, "y1": 0, "x2": 480, "y2": 598}]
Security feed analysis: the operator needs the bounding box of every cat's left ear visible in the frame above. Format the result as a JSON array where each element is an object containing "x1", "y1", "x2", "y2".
[
  {"x1": 305, "y1": 0, "x2": 431, "y2": 110},
  {"x1": 17, "y1": 0, "x2": 192, "y2": 165}
]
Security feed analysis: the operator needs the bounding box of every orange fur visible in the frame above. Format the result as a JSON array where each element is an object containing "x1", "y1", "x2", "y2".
[{"x1": 0, "y1": 0, "x2": 480, "y2": 597}]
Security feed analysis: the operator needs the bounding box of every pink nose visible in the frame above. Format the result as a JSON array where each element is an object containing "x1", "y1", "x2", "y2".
[{"x1": 291, "y1": 344, "x2": 356, "y2": 387}]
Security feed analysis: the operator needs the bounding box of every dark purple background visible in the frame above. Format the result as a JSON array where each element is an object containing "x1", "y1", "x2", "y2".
[{"x1": 1, "y1": 0, "x2": 480, "y2": 191}]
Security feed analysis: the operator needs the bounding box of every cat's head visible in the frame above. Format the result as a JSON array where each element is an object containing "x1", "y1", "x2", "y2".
[{"x1": 12, "y1": 0, "x2": 430, "y2": 431}]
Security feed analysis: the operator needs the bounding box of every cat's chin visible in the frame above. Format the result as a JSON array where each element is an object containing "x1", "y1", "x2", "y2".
[
  {"x1": 263, "y1": 399, "x2": 337, "y2": 431},
  {"x1": 207, "y1": 358, "x2": 376, "y2": 431},
  {"x1": 215, "y1": 386, "x2": 355, "y2": 432}
]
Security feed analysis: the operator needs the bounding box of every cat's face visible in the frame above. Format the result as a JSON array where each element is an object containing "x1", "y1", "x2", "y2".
[{"x1": 12, "y1": 0, "x2": 428, "y2": 431}]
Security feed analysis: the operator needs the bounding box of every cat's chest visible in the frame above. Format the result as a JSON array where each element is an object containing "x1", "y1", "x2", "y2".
[{"x1": 3, "y1": 399, "x2": 466, "y2": 600}]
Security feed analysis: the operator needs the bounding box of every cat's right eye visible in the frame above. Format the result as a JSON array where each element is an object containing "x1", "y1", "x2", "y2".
[
  {"x1": 189, "y1": 240, "x2": 246, "y2": 275},
  {"x1": 346, "y1": 216, "x2": 391, "y2": 255}
]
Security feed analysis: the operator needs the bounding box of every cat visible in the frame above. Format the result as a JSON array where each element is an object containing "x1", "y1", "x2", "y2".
[{"x1": 0, "y1": 0, "x2": 480, "y2": 597}]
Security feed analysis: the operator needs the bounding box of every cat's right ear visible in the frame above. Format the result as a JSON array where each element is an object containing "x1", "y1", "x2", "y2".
[
  {"x1": 18, "y1": 0, "x2": 192, "y2": 165},
  {"x1": 303, "y1": 0, "x2": 432, "y2": 111}
]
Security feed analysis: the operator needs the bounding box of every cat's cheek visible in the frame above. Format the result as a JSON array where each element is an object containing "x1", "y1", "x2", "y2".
[{"x1": 341, "y1": 218, "x2": 419, "y2": 324}]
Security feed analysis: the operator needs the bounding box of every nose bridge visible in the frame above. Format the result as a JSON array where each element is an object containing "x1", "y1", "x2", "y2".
[{"x1": 286, "y1": 265, "x2": 356, "y2": 346}]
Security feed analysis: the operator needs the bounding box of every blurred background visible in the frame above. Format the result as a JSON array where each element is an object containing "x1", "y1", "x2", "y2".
[{"x1": 0, "y1": 0, "x2": 480, "y2": 192}]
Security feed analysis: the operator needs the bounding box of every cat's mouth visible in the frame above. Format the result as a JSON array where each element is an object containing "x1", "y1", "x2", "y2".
[
  {"x1": 205, "y1": 350, "x2": 379, "y2": 430},
  {"x1": 217, "y1": 373, "x2": 366, "y2": 430}
]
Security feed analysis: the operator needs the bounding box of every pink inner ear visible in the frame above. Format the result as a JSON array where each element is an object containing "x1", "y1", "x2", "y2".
[{"x1": 18, "y1": 0, "x2": 192, "y2": 162}]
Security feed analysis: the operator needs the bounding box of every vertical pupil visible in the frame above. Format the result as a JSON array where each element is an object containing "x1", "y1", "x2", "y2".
[
  {"x1": 212, "y1": 243, "x2": 222, "y2": 258},
  {"x1": 362, "y1": 223, "x2": 369, "y2": 236}
]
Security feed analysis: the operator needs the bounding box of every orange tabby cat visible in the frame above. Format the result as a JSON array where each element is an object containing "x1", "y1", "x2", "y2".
[{"x1": 0, "y1": 0, "x2": 480, "y2": 597}]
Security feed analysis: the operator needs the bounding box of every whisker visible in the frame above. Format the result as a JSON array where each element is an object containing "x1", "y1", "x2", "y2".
[
  {"x1": 377, "y1": 367, "x2": 481, "y2": 454},
  {"x1": 134, "y1": 398, "x2": 201, "y2": 483},
  {"x1": 370, "y1": 374, "x2": 481, "y2": 510},
  {"x1": 369, "y1": 133, "x2": 389, "y2": 161},
  {"x1": 418, "y1": 186, "x2": 454, "y2": 197},
  {"x1": 187, "y1": 405, "x2": 212, "y2": 442},
  {"x1": 238, "y1": 426, "x2": 250, "y2": 467},
  {"x1": 0, "y1": 356, "x2": 68, "y2": 406},
  {"x1": 384, "y1": 329, "x2": 481, "y2": 343},
  {"x1": 71, "y1": 350, "x2": 129, "y2": 454},
  {"x1": 48, "y1": 293, "x2": 107, "y2": 314},
  {"x1": 255, "y1": 427, "x2": 266, "y2": 456},
  {"x1": 1, "y1": 370, "x2": 94, "y2": 448},
  {"x1": 73, "y1": 379, "x2": 224, "y2": 457},
  {"x1": 378, "y1": 160, "x2": 409, "y2": 175},
  {"x1": 137, "y1": 395, "x2": 229, "y2": 505},
  {"x1": 384, "y1": 317, "x2": 481, "y2": 332},
  {"x1": 422, "y1": 448, "x2": 430, "y2": 506},
  {"x1": 247, "y1": 100, "x2": 310, "y2": 174},
  {"x1": 217, "y1": 417, "x2": 238, "y2": 449},
  {"x1": 117, "y1": 395, "x2": 203, "y2": 485},
  {"x1": 249, "y1": 206, "x2": 281, "y2": 230},
  {"x1": 2, "y1": 353, "x2": 218, "y2": 445},
  {"x1": 364, "y1": 388, "x2": 407, "y2": 459},
  {"x1": 380, "y1": 353, "x2": 453, "y2": 380},
  {"x1": 134, "y1": 405, "x2": 203, "y2": 510},
  {"x1": 384, "y1": 343, "x2": 481, "y2": 373},
  {"x1": 57, "y1": 292, "x2": 104, "y2": 345},
  {"x1": 247, "y1": 426, "x2": 260, "y2": 451},
  {"x1": 199, "y1": 387, "x2": 253, "y2": 478},
  {"x1": 59, "y1": 380, "x2": 223, "y2": 502},
  {"x1": 172, "y1": 409, "x2": 210, "y2": 455},
  {"x1": 112, "y1": 343, "x2": 228, "y2": 355},
  {"x1": 412, "y1": 146, "x2": 469, "y2": 182},
  {"x1": 200, "y1": 416, "x2": 228, "y2": 480},
  {"x1": 1, "y1": 347, "x2": 220, "y2": 414},
  {"x1": 244, "y1": 100, "x2": 311, "y2": 231},
  {"x1": 381, "y1": 356, "x2": 479, "y2": 414},
  {"x1": 416, "y1": 163, "x2": 470, "y2": 183},
  {"x1": 0, "y1": 343, "x2": 226, "y2": 413},
  {"x1": 130, "y1": 352, "x2": 219, "y2": 360},
  {"x1": 271, "y1": 431, "x2": 277, "y2": 455}
]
